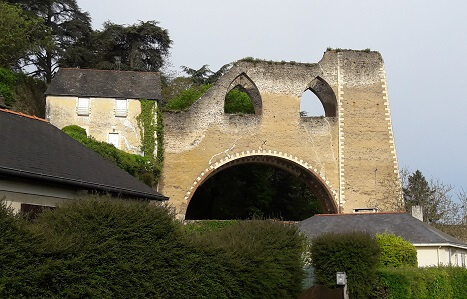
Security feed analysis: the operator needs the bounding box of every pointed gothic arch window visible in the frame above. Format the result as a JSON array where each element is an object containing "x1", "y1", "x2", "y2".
[
  {"x1": 300, "y1": 89, "x2": 325, "y2": 117},
  {"x1": 300, "y1": 77, "x2": 337, "y2": 117},
  {"x1": 225, "y1": 73, "x2": 262, "y2": 115}
]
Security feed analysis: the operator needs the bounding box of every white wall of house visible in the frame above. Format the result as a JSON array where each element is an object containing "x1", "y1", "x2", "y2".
[
  {"x1": 416, "y1": 245, "x2": 467, "y2": 268},
  {"x1": 46, "y1": 96, "x2": 154, "y2": 155},
  {"x1": 0, "y1": 178, "x2": 81, "y2": 213}
]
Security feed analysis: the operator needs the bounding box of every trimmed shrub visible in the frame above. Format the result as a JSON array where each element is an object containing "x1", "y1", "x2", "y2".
[
  {"x1": 62, "y1": 125, "x2": 161, "y2": 186},
  {"x1": 376, "y1": 233, "x2": 417, "y2": 267},
  {"x1": 377, "y1": 266, "x2": 467, "y2": 299},
  {"x1": 165, "y1": 84, "x2": 211, "y2": 111},
  {"x1": 185, "y1": 220, "x2": 307, "y2": 298},
  {"x1": 0, "y1": 198, "x2": 42, "y2": 297},
  {"x1": 310, "y1": 232, "x2": 380, "y2": 299},
  {"x1": 447, "y1": 266, "x2": 467, "y2": 299},
  {"x1": 1, "y1": 198, "x2": 307, "y2": 298},
  {"x1": 183, "y1": 220, "x2": 239, "y2": 234}
]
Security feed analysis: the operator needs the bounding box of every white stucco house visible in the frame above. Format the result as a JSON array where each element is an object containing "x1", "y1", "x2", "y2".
[{"x1": 0, "y1": 108, "x2": 167, "y2": 214}]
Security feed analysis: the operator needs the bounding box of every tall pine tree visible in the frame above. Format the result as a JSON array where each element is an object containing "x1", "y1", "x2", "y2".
[{"x1": 403, "y1": 170, "x2": 443, "y2": 223}]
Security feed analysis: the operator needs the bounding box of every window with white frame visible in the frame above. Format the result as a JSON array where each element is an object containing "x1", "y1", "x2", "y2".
[
  {"x1": 115, "y1": 98, "x2": 127, "y2": 117},
  {"x1": 77, "y1": 97, "x2": 90, "y2": 116},
  {"x1": 108, "y1": 133, "x2": 119, "y2": 148}
]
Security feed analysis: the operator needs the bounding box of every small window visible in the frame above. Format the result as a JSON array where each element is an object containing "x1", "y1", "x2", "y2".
[
  {"x1": 77, "y1": 98, "x2": 90, "y2": 116},
  {"x1": 108, "y1": 133, "x2": 119, "y2": 148},
  {"x1": 115, "y1": 99, "x2": 127, "y2": 117},
  {"x1": 462, "y1": 253, "x2": 465, "y2": 267}
]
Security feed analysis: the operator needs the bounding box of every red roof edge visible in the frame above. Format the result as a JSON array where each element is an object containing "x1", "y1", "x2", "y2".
[{"x1": 0, "y1": 108, "x2": 48, "y2": 123}]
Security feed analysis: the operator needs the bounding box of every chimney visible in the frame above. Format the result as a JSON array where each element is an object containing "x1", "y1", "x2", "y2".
[{"x1": 411, "y1": 205, "x2": 423, "y2": 222}]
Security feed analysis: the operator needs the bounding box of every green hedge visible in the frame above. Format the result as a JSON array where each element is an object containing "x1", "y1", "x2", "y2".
[
  {"x1": 377, "y1": 266, "x2": 467, "y2": 299},
  {"x1": 376, "y1": 233, "x2": 417, "y2": 268},
  {"x1": 183, "y1": 220, "x2": 239, "y2": 234},
  {"x1": 62, "y1": 125, "x2": 161, "y2": 187},
  {"x1": 310, "y1": 232, "x2": 380, "y2": 299},
  {"x1": 184, "y1": 220, "x2": 307, "y2": 298},
  {"x1": 0, "y1": 198, "x2": 41, "y2": 292},
  {"x1": 0, "y1": 198, "x2": 306, "y2": 298}
]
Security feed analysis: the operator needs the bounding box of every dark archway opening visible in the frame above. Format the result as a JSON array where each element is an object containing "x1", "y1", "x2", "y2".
[{"x1": 185, "y1": 163, "x2": 324, "y2": 221}]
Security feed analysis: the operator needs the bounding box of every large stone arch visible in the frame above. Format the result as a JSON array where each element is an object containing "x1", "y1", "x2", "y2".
[
  {"x1": 182, "y1": 150, "x2": 339, "y2": 218},
  {"x1": 226, "y1": 72, "x2": 262, "y2": 115},
  {"x1": 161, "y1": 50, "x2": 402, "y2": 218},
  {"x1": 305, "y1": 76, "x2": 337, "y2": 117}
]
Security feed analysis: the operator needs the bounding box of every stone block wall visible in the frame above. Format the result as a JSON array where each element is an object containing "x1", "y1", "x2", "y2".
[
  {"x1": 46, "y1": 96, "x2": 146, "y2": 155},
  {"x1": 161, "y1": 49, "x2": 402, "y2": 218}
]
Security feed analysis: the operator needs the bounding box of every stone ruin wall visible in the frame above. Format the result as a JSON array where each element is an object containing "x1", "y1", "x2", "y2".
[{"x1": 160, "y1": 49, "x2": 401, "y2": 218}]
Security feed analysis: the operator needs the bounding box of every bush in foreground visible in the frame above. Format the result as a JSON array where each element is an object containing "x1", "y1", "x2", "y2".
[
  {"x1": 310, "y1": 232, "x2": 380, "y2": 299},
  {"x1": 377, "y1": 266, "x2": 467, "y2": 299},
  {"x1": 376, "y1": 233, "x2": 417, "y2": 268},
  {"x1": 1, "y1": 198, "x2": 306, "y2": 298}
]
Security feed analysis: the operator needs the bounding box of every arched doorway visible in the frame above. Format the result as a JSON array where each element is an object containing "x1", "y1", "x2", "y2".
[{"x1": 185, "y1": 155, "x2": 338, "y2": 220}]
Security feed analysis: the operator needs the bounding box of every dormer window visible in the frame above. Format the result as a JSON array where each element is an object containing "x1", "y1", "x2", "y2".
[
  {"x1": 77, "y1": 97, "x2": 90, "y2": 116},
  {"x1": 115, "y1": 98, "x2": 128, "y2": 117}
]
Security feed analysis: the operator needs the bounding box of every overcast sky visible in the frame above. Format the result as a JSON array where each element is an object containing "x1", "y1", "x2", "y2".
[{"x1": 79, "y1": 0, "x2": 467, "y2": 197}]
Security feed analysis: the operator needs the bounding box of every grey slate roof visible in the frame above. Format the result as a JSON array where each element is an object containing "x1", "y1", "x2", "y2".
[
  {"x1": 0, "y1": 109, "x2": 167, "y2": 201},
  {"x1": 299, "y1": 213, "x2": 466, "y2": 247},
  {"x1": 45, "y1": 68, "x2": 161, "y2": 100}
]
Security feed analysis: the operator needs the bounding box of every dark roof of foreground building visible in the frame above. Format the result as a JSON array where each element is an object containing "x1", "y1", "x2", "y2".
[
  {"x1": 45, "y1": 68, "x2": 161, "y2": 100},
  {"x1": 0, "y1": 109, "x2": 167, "y2": 201},
  {"x1": 299, "y1": 212, "x2": 467, "y2": 248}
]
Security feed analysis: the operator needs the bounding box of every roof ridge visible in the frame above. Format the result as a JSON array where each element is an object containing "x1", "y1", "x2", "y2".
[
  {"x1": 0, "y1": 108, "x2": 48, "y2": 123},
  {"x1": 59, "y1": 68, "x2": 160, "y2": 75}
]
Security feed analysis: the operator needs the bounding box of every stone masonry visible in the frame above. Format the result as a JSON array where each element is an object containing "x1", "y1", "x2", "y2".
[{"x1": 161, "y1": 49, "x2": 402, "y2": 218}]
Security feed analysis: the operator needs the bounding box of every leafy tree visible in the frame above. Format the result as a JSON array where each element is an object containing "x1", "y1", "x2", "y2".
[
  {"x1": 164, "y1": 83, "x2": 211, "y2": 111},
  {"x1": 403, "y1": 170, "x2": 454, "y2": 223},
  {"x1": 224, "y1": 87, "x2": 254, "y2": 114},
  {"x1": 161, "y1": 76, "x2": 193, "y2": 105},
  {"x1": 181, "y1": 63, "x2": 231, "y2": 85},
  {"x1": 7, "y1": 0, "x2": 92, "y2": 82},
  {"x1": 0, "y1": 2, "x2": 48, "y2": 68},
  {"x1": 62, "y1": 21, "x2": 172, "y2": 72}
]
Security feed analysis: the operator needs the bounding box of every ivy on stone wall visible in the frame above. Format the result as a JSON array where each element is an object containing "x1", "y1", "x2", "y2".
[
  {"x1": 137, "y1": 99, "x2": 164, "y2": 171},
  {"x1": 155, "y1": 106, "x2": 164, "y2": 166},
  {"x1": 62, "y1": 125, "x2": 161, "y2": 187},
  {"x1": 137, "y1": 99, "x2": 157, "y2": 159}
]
